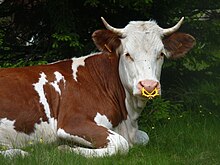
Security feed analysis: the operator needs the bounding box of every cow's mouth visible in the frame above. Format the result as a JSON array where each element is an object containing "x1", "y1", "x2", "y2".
[{"x1": 141, "y1": 87, "x2": 160, "y2": 99}]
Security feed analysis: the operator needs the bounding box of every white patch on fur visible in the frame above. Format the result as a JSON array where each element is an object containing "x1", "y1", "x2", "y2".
[
  {"x1": 113, "y1": 116, "x2": 135, "y2": 146},
  {"x1": 50, "y1": 71, "x2": 66, "y2": 95},
  {"x1": 107, "y1": 130, "x2": 129, "y2": 153},
  {"x1": 94, "y1": 113, "x2": 113, "y2": 129},
  {"x1": 33, "y1": 72, "x2": 51, "y2": 119},
  {"x1": 71, "y1": 57, "x2": 86, "y2": 81},
  {"x1": 71, "y1": 53, "x2": 100, "y2": 81},
  {"x1": 113, "y1": 119, "x2": 149, "y2": 147},
  {"x1": 57, "y1": 128, "x2": 92, "y2": 147},
  {"x1": 0, "y1": 118, "x2": 57, "y2": 148},
  {"x1": 68, "y1": 130, "x2": 129, "y2": 157},
  {"x1": 0, "y1": 149, "x2": 28, "y2": 158}
]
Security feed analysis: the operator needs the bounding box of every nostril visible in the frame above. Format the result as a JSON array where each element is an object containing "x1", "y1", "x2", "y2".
[
  {"x1": 140, "y1": 81, "x2": 144, "y2": 86},
  {"x1": 138, "y1": 81, "x2": 144, "y2": 88},
  {"x1": 139, "y1": 80, "x2": 159, "y2": 93}
]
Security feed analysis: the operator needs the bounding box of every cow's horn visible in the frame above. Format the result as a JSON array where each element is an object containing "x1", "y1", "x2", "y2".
[
  {"x1": 162, "y1": 17, "x2": 184, "y2": 36},
  {"x1": 101, "y1": 17, "x2": 124, "y2": 37}
]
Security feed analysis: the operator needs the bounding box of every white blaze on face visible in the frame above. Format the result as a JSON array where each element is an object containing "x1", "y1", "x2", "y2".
[
  {"x1": 119, "y1": 21, "x2": 165, "y2": 96},
  {"x1": 33, "y1": 72, "x2": 51, "y2": 119},
  {"x1": 50, "y1": 71, "x2": 66, "y2": 95}
]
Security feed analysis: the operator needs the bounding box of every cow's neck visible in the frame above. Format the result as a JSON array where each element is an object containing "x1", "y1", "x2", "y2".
[
  {"x1": 124, "y1": 89, "x2": 146, "y2": 122},
  {"x1": 119, "y1": 89, "x2": 146, "y2": 145}
]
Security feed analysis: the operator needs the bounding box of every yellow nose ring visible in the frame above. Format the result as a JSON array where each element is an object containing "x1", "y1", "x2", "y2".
[{"x1": 141, "y1": 87, "x2": 159, "y2": 99}]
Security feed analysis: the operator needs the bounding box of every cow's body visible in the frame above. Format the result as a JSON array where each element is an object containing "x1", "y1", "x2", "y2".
[
  {"x1": 0, "y1": 53, "x2": 145, "y2": 157},
  {"x1": 0, "y1": 17, "x2": 195, "y2": 157}
]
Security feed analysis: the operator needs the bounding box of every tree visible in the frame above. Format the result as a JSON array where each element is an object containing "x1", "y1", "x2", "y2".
[{"x1": 0, "y1": 0, "x2": 219, "y2": 119}]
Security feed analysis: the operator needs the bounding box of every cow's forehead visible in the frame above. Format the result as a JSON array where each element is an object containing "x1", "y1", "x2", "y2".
[
  {"x1": 124, "y1": 20, "x2": 162, "y2": 34},
  {"x1": 122, "y1": 21, "x2": 164, "y2": 55}
]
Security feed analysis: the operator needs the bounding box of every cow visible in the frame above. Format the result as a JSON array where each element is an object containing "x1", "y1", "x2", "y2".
[{"x1": 0, "y1": 17, "x2": 195, "y2": 157}]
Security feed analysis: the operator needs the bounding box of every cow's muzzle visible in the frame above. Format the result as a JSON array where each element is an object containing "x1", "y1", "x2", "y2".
[{"x1": 137, "y1": 80, "x2": 160, "y2": 99}]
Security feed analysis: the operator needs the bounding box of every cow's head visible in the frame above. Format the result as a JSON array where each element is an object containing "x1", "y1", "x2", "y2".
[{"x1": 92, "y1": 17, "x2": 195, "y2": 100}]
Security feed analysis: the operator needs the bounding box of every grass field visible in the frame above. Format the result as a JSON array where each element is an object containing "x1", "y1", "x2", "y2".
[{"x1": 0, "y1": 112, "x2": 219, "y2": 165}]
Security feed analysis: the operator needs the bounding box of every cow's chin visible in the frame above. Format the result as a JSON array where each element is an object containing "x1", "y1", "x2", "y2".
[
  {"x1": 133, "y1": 93, "x2": 149, "y2": 109},
  {"x1": 132, "y1": 88, "x2": 148, "y2": 101}
]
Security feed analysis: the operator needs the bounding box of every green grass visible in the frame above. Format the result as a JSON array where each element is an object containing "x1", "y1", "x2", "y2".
[{"x1": 0, "y1": 112, "x2": 219, "y2": 165}]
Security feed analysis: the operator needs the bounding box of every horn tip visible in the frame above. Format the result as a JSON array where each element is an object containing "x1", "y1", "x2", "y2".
[
  {"x1": 180, "y1": 17, "x2": 184, "y2": 23},
  {"x1": 101, "y1": 17, "x2": 106, "y2": 22},
  {"x1": 101, "y1": 17, "x2": 107, "y2": 26}
]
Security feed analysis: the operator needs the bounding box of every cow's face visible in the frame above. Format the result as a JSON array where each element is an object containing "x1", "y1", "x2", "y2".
[
  {"x1": 118, "y1": 25, "x2": 165, "y2": 97},
  {"x1": 92, "y1": 17, "x2": 195, "y2": 99}
]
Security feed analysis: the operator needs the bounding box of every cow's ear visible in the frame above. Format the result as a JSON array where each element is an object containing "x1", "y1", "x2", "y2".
[
  {"x1": 92, "y1": 30, "x2": 121, "y2": 54},
  {"x1": 163, "y1": 32, "x2": 196, "y2": 59}
]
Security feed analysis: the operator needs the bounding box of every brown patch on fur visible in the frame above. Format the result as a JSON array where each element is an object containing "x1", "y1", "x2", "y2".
[
  {"x1": 57, "y1": 53, "x2": 127, "y2": 148},
  {"x1": 163, "y1": 32, "x2": 196, "y2": 59},
  {"x1": 0, "y1": 53, "x2": 127, "y2": 148}
]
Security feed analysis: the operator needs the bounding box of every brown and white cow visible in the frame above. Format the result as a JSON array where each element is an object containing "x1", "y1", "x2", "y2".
[{"x1": 0, "y1": 17, "x2": 195, "y2": 157}]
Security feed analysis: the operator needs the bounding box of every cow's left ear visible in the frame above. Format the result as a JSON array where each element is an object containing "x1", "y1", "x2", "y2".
[
  {"x1": 163, "y1": 32, "x2": 196, "y2": 59},
  {"x1": 92, "y1": 30, "x2": 121, "y2": 54}
]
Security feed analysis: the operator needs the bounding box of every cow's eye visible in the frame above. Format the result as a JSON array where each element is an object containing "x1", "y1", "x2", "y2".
[
  {"x1": 157, "y1": 52, "x2": 165, "y2": 60},
  {"x1": 160, "y1": 52, "x2": 165, "y2": 57},
  {"x1": 125, "y1": 53, "x2": 134, "y2": 61}
]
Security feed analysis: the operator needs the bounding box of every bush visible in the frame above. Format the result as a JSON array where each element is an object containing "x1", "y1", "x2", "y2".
[{"x1": 139, "y1": 97, "x2": 183, "y2": 127}]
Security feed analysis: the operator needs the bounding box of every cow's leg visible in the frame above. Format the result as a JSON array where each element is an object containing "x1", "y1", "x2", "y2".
[
  {"x1": 0, "y1": 149, "x2": 28, "y2": 158},
  {"x1": 57, "y1": 122, "x2": 129, "y2": 157},
  {"x1": 133, "y1": 130, "x2": 149, "y2": 145}
]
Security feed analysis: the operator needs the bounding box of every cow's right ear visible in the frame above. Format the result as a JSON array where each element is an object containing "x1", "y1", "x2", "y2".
[
  {"x1": 163, "y1": 32, "x2": 196, "y2": 59},
  {"x1": 92, "y1": 30, "x2": 121, "y2": 54}
]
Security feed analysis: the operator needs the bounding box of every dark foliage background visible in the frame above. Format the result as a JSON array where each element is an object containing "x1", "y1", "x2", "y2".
[{"x1": 0, "y1": 0, "x2": 219, "y2": 124}]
